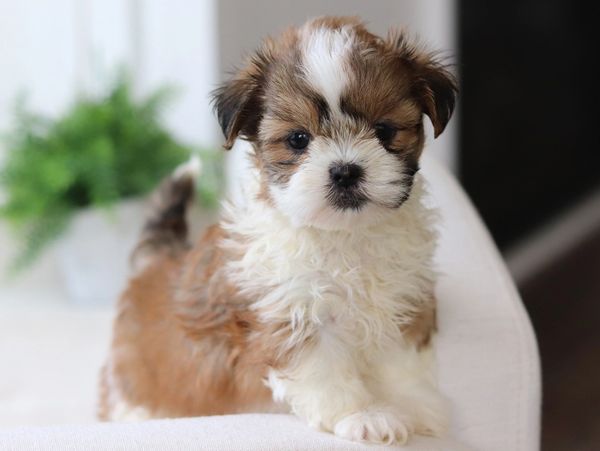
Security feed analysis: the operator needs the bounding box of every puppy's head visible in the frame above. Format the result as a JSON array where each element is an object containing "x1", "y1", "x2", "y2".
[{"x1": 213, "y1": 16, "x2": 457, "y2": 230}]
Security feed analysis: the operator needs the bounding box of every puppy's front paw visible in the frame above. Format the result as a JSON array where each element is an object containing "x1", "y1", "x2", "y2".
[{"x1": 334, "y1": 408, "x2": 413, "y2": 445}]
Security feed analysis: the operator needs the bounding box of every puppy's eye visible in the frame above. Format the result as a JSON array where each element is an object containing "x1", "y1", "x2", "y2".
[
  {"x1": 374, "y1": 122, "x2": 397, "y2": 143},
  {"x1": 287, "y1": 131, "x2": 311, "y2": 151}
]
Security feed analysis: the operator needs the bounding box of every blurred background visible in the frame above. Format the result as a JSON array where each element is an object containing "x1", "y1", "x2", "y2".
[{"x1": 0, "y1": 1, "x2": 597, "y2": 450}]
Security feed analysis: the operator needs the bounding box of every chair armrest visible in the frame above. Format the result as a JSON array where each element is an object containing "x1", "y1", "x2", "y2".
[{"x1": 423, "y1": 155, "x2": 541, "y2": 450}]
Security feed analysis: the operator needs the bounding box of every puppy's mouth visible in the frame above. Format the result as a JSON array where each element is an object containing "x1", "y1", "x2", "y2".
[
  {"x1": 325, "y1": 161, "x2": 369, "y2": 211},
  {"x1": 326, "y1": 186, "x2": 368, "y2": 211}
]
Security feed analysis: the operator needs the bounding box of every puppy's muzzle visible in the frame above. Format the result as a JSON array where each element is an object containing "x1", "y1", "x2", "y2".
[{"x1": 327, "y1": 162, "x2": 367, "y2": 210}]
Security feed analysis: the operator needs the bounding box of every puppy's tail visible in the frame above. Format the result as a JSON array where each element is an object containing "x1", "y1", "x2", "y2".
[{"x1": 130, "y1": 156, "x2": 202, "y2": 273}]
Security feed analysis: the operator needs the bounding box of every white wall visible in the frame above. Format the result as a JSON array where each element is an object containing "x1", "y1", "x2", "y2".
[
  {"x1": 137, "y1": 0, "x2": 220, "y2": 147},
  {"x1": 0, "y1": 0, "x2": 220, "y2": 157},
  {"x1": 0, "y1": 1, "x2": 78, "y2": 141}
]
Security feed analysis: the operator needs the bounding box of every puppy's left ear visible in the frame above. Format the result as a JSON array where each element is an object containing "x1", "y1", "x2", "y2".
[
  {"x1": 387, "y1": 32, "x2": 458, "y2": 138},
  {"x1": 211, "y1": 48, "x2": 272, "y2": 149},
  {"x1": 413, "y1": 59, "x2": 458, "y2": 138}
]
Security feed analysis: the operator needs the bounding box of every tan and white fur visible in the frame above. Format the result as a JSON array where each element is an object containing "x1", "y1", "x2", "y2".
[{"x1": 100, "y1": 16, "x2": 457, "y2": 446}]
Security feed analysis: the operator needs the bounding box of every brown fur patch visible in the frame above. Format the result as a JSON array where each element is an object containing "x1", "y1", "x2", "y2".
[
  {"x1": 100, "y1": 224, "x2": 312, "y2": 419},
  {"x1": 130, "y1": 174, "x2": 195, "y2": 274},
  {"x1": 401, "y1": 296, "x2": 438, "y2": 350},
  {"x1": 100, "y1": 227, "x2": 275, "y2": 418}
]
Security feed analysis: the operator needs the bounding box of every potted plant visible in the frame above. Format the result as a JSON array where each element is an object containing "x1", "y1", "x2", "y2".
[{"x1": 0, "y1": 75, "x2": 222, "y2": 305}]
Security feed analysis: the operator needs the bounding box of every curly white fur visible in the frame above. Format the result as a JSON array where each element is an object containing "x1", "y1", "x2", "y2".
[{"x1": 222, "y1": 141, "x2": 448, "y2": 443}]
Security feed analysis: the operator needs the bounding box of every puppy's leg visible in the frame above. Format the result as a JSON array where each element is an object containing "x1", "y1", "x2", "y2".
[
  {"x1": 365, "y1": 343, "x2": 449, "y2": 439},
  {"x1": 268, "y1": 339, "x2": 413, "y2": 445},
  {"x1": 359, "y1": 295, "x2": 448, "y2": 438}
]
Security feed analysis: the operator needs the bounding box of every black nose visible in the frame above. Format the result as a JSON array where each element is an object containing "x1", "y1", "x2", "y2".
[{"x1": 329, "y1": 163, "x2": 363, "y2": 189}]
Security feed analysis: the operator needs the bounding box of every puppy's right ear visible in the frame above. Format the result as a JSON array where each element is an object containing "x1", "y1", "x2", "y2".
[
  {"x1": 385, "y1": 30, "x2": 458, "y2": 139},
  {"x1": 212, "y1": 48, "x2": 272, "y2": 149}
]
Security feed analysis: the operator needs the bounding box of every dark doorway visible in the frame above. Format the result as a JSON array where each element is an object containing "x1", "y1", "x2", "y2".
[
  {"x1": 459, "y1": 2, "x2": 600, "y2": 449},
  {"x1": 459, "y1": 0, "x2": 600, "y2": 250}
]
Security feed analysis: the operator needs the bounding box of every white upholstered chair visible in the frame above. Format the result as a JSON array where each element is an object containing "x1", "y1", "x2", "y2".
[{"x1": 0, "y1": 155, "x2": 540, "y2": 450}]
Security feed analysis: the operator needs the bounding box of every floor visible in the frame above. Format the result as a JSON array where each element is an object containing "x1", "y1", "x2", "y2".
[{"x1": 519, "y1": 229, "x2": 600, "y2": 451}]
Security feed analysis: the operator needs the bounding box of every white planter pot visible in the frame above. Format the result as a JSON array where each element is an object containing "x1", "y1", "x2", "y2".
[
  {"x1": 55, "y1": 200, "x2": 217, "y2": 307},
  {"x1": 55, "y1": 200, "x2": 147, "y2": 307}
]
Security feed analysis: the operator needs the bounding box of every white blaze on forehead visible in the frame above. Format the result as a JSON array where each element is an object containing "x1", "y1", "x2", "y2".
[{"x1": 301, "y1": 26, "x2": 354, "y2": 113}]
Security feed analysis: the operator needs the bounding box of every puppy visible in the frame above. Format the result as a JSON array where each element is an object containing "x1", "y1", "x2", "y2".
[{"x1": 99, "y1": 16, "x2": 457, "y2": 445}]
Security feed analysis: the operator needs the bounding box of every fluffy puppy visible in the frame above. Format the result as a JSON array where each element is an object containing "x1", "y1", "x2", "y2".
[{"x1": 99, "y1": 16, "x2": 457, "y2": 445}]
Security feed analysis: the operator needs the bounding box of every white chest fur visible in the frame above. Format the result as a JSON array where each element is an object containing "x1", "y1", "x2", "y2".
[
  {"x1": 221, "y1": 146, "x2": 438, "y2": 351},
  {"x1": 220, "y1": 144, "x2": 447, "y2": 438}
]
